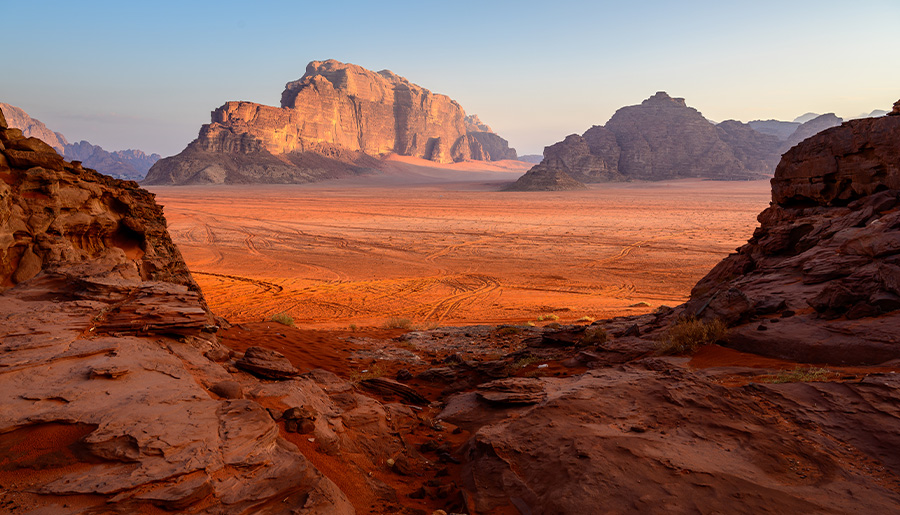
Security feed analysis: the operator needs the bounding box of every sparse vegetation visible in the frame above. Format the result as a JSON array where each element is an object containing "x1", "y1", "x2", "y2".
[
  {"x1": 536, "y1": 314, "x2": 560, "y2": 322},
  {"x1": 270, "y1": 312, "x2": 296, "y2": 327},
  {"x1": 382, "y1": 317, "x2": 413, "y2": 329},
  {"x1": 762, "y1": 367, "x2": 837, "y2": 383},
  {"x1": 524, "y1": 321, "x2": 536, "y2": 327},
  {"x1": 579, "y1": 326, "x2": 608, "y2": 346},
  {"x1": 509, "y1": 355, "x2": 540, "y2": 372},
  {"x1": 347, "y1": 323, "x2": 358, "y2": 331},
  {"x1": 349, "y1": 364, "x2": 386, "y2": 384},
  {"x1": 413, "y1": 321, "x2": 440, "y2": 331},
  {"x1": 576, "y1": 316, "x2": 595, "y2": 323},
  {"x1": 656, "y1": 316, "x2": 727, "y2": 355}
]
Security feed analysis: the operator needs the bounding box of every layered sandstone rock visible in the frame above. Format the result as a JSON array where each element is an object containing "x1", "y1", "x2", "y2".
[
  {"x1": 507, "y1": 92, "x2": 771, "y2": 191},
  {"x1": 0, "y1": 107, "x2": 360, "y2": 513},
  {"x1": 145, "y1": 59, "x2": 516, "y2": 185},
  {"x1": 684, "y1": 105, "x2": 900, "y2": 364}
]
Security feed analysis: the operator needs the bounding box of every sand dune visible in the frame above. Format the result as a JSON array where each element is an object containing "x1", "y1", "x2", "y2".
[{"x1": 151, "y1": 177, "x2": 771, "y2": 328}]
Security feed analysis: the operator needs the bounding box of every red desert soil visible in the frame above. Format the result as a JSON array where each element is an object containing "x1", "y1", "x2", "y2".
[{"x1": 151, "y1": 165, "x2": 771, "y2": 329}]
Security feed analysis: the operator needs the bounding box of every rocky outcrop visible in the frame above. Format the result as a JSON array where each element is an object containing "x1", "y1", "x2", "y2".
[
  {"x1": 507, "y1": 92, "x2": 771, "y2": 191},
  {"x1": 683, "y1": 104, "x2": 900, "y2": 364},
  {"x1": 0, "y1": 102, "x2": 160, "y2": 180},
  {"x1": 0, "y1": 106, "x2": 362, "y2": 513},
  {"x1": 440, "y1": 363, "x2": 900, "y2": 514},
  {"x1": 145, "y1": 59, "x2": 516, "y2": 185},
  {"x1": 503, "y1": 166, "x2": 587, "y2": 191}
]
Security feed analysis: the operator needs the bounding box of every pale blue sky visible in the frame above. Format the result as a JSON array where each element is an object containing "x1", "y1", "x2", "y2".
[{"x1": 3, "y1": 0, "x2": 898, "y2": 156}]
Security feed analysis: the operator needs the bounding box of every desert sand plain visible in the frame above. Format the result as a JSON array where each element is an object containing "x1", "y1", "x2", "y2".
[{"x1": 151, "y1": 158, "x2": 772, "y2": 329}]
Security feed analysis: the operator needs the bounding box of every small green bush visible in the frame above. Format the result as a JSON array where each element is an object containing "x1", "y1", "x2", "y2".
[
  {"x1": 657, "y1": 316, "x2": 727, "y2": 355},
  {"x1": 382, "y1": 317, "x2": 413, "y2": 329},
  {"x1": 271, "y1": 312, "x2": 296, "y2": 327}
]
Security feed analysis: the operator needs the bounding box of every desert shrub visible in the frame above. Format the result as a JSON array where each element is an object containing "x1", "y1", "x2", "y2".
[
  {"x1": 523, "y1": 321, "x2": 536, "y2": 327},
  {"x1": 656, "y1": 316, "x2": 727, "y2": 355},
  {"x1": 509, "y1": 355, "x2": 540, "y2": 372},
  {"x1": 763, "y1": 367, "x2": 836, "y2": 383},
  {"x1": 537, "y1": 314, "x2": 560, "y2": 322},
  {"x1": 576, "y1": 316, "x2": 595, "y2": 323},
  {"x1": 348, "y1": 323, "x2": 358, "y2": 331},
  {"x1": 349, "y1": 364, "x2": 385, "y2": 384},
  {"x1": 579, "y1": 326, "x2": 608, "y2": 346},
  {"x1": 271, "y1": 312, "x2": 296, "y2": 327},
  {"x1": 382, "y1": 317, "x2": 413, "y2": 329}
]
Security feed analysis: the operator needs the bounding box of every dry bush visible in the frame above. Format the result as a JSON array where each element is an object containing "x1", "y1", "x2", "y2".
[
  {"x1": 657, "y1": 316, "x2": 727, "y2": 355},
  {"x1": 271, "y1": 312, "x2": 296, "y2": 327},
  {"x1": 382, "y1": 317, "x2": 413, "y2": 329},
  {"x1": 579, "y1": 326, "x2": 608, "y2": 346}
]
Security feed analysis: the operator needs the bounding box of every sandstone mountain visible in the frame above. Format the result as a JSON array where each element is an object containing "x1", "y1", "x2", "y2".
[
  {"x1": 747, "y1": 119, "x2": 801, "y2": 140},
  {"x1": 0, "y1": 102, "x2": 160, "y2": 180},
  {"x1": 779, "y1": 112, "x2": 843, "y2": 151},
  {"x1": 145, "y1": 59, "x2": 516, "y2": 185},
  {"x1": 0, "y1": 102, "x2": 68, "y2": 152},
  {"x1": 684, "y1": 102, "x2": 900, "y2": 364},
  {"x1": 507, "y1": 92, "x2": 774, "y2": 190}
]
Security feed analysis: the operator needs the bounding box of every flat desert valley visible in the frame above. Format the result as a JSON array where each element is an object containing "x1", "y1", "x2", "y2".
[{"x1": 152, "y1": 167, "x2": 772, "y2": 329}]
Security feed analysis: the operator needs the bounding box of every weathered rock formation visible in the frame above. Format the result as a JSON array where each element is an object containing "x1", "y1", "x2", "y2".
[
  {"x1": 0, "y1": 106, "x2": 411, "y2": 513},
  {"x1": 684, "y1": 104, "x2": 900, "y2": 364},
  {"x1": 440, "y1": 361, "x2": 900, "y2": 514},
  {"x1": 145, "y1": 59, "x2": 516, "y2": 185},
  {"x1": 0, "y1": 102, "x2": 160, "y2": 180},
  {"x1": 507, "y1": 92, "x2": 773, "y2": 190}
]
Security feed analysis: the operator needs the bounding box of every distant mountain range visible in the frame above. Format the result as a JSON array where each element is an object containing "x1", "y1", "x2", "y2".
[
  {"x1": 0, "y1": 102, "x2": 159, "y2": 181},
  {"x1": 506, "y1": 93, "x2": 890, "y2": 191}
]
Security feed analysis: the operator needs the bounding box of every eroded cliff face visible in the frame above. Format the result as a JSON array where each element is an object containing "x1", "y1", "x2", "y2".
[
  {"x1": 684, "y1": 104, "x2": 900, "y2": 364},
  {"x1": 145, "y1": 59, "x2": 516, "y2": 185}
]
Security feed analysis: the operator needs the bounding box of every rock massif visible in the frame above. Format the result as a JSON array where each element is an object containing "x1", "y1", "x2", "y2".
[
  {"x1": 509, "y1": 92, "x2": 776, "y2": 190},
  {"x1": 0, "y1": 102, "x2": 160, "y2": 181},
  {"x1": 684, "y1": 104, "x2": 900, "y2": 364},
  {"x1": 145, "y1": 59, "x2": 516, "y2": 185},
  {"x1": 508, "y1": 93, "x2": 854, "y2": 191}
]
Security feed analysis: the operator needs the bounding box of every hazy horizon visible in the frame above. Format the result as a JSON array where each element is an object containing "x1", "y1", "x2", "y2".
[{"x1": 3, "y1": 0, "x2": 898, "y2": 157}]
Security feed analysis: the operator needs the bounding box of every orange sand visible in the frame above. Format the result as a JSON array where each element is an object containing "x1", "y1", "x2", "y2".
[{"x1": 151, "y1": 176, "x2": 771, "y2": 328}]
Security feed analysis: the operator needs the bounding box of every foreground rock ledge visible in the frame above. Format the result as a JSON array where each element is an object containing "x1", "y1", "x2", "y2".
[{"x1": 685, "y1": 110, "x2": 900, "y2": 364}]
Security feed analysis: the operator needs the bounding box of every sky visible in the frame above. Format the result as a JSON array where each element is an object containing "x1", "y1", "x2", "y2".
[{"x1": 2, "y1": 0, "x2": 899, "y2": 157}]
